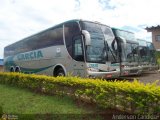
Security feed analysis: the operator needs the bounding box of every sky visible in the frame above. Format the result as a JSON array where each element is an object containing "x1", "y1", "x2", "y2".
[{"x1": 0, "y1": 0, "x2": 160, "y2": 58}]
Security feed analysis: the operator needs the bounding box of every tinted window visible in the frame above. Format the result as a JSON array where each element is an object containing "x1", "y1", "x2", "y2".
[
  {"x1": 4, "y1": 25, "x2": 63, "y2": 57},
  {"x1": 64, "y1": 22, "x2": 81, "y2": 58},
  {"x1": 28, "y1": 25, "x2": 63, "y2": 50},
  {"x1": 138, "y1": 39, "x2": 147, "y2": 46},
  {"x1": 139, "y1": 46, "x2": 148, "y2": 56},
  {"x1": 73, "y1": 36, "x2": 84, "y2": 61},
  {"x1": 81, "y1": 21, "x2": 119, "y2": 63}
]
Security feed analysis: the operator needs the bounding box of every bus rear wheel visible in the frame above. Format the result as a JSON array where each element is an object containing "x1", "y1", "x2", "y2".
[
  {"x1": 55, "y1": 68, "x2": 65, "y2": 77},
  {"x1": 10, "y1": 67, "x2": 14, "y2": 72}
]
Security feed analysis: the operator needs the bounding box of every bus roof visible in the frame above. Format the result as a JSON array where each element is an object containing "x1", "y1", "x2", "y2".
[
  {"x1": 5, "y1": 19, "x2": 78, "y2": 48},
  {"x1": 112, "y1": 27, "x2": 134, "y2": 34},
  {"x1": 5, "y1": 19, "x2": 111, "y2": 49}
]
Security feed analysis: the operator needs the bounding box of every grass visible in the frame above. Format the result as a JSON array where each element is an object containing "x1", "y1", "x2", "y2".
[{"x1": 0, "y1": 84, "x2": 103, "y2": 120}]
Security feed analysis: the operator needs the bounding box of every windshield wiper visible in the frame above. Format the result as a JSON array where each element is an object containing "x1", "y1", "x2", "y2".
[{"x1": 105, "y1": 41, "x2": 117, "y2": 62}]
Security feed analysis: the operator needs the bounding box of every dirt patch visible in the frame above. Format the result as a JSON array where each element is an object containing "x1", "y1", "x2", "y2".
[
  {"x1": 109, "y1": 71, "x2": 160, "y2": 85},
  {"x1": 132, "y1": 71, "x2": 160, "y2": 85}
]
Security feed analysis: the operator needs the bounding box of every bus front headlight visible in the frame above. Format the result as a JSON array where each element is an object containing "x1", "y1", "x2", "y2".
[
  {"x1": 124, "y1": 65, "x2": 130, "y2": 68},
  {"x1": 87, "y1": 67, "x2": 99, "y2": 72}
]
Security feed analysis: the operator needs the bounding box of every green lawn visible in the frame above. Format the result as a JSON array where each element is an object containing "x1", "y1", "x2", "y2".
[{"x1": 0, "y1": 84, "x2": 103, "y2": 120}]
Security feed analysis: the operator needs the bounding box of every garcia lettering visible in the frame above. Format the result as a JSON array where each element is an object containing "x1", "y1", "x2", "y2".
[{"x1": 17, "y1": 50, "x2": 43, "y2": 61}]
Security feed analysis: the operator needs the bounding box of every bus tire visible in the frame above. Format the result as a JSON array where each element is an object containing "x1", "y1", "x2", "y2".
[
  {"x1": 10, "y1": 67, "x2": 15, "y2": 72},
  {"x1": 15, "y1": 67, "x2": 21, "y2": 72},
  {"x1": 55, "y1": 68, "x2": 65, "y2": 77}
]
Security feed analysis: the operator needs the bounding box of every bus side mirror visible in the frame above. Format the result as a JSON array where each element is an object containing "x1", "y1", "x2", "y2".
[
  {"x1": 82, "y1": 30, "x2": 91, "y2": 46},
  {"x1": 116, "y1": 36, "x2": 126, "y2": 43},
  {"x1": 114, "y1": 37, "x2": 121, "y2": 52}
]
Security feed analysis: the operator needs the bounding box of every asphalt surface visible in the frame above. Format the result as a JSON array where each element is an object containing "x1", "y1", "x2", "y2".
[{"x1": 122, "y1": 71, "x2": 160, "y2": 85}]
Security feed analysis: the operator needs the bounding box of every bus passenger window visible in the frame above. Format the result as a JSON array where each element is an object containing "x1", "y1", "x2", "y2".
[{"x1": 73, "y1": 36, "x2": 84, "y2": 61}]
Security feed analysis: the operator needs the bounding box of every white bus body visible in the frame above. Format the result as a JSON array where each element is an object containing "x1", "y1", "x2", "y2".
[
  {"x1": 4, "y1": 20, "x2": 120, "y2": 78},
  {"x1": 112, "y1": 28, "x2": 142, "y2": 76}
]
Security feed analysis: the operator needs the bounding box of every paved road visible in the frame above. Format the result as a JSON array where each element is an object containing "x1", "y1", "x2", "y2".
[
  {"x1": 136, "y1": 71, "x2": 160, "y2": 85},
  {"x1": 123, "y1": 71, "x2": 160, "y2": 85}
]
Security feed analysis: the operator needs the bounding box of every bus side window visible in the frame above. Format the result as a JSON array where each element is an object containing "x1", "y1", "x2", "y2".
[
  {"x1": 73, "y1": 36, "x2": 84, "y2": 61},
  {"x1": 64, "y1": 22, "x2": 81, "y2": 58}
]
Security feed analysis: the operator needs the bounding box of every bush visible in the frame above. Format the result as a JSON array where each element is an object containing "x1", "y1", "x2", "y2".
[
  {"x1": 0, "y1": 72, "x2": 160, "y2": 114},
  {"x1": 156, "y1": 51, "x2": 160, "y2": 65}
]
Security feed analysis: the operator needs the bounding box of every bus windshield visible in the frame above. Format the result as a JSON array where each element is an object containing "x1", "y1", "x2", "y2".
[
  {"x1": 139, "y1": 46, "x2": 149, "y2": 62},
  {"x1": 138, "y1": 39, "x2": 150, "y2": 62},
  {"x1": 126, "y1": 42, "x2": 139, "y2": 62},
  {"x1": 113, "y1": 29, "x2": 138, "y2": 62},
  {"x1": 147, "y1": 42, "x2": 156, "y2": 63},
  {"x1": 81, "y1": 21, "x2": 117, "y2": 63}
]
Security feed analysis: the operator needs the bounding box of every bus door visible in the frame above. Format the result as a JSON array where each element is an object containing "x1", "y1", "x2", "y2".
[{"x1": 72, "y1": 35, "x2": 86, "y2": 77}]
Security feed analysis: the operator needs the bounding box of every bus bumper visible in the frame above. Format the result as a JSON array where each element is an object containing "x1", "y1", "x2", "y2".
[
  {"x1": 87, "y1": 70, "x2": 120, "y2": 79},
  {"x1": 149, "y1": 64, "x2": 159, "y2": 71},
  {"x1": 121, "y1": 67, "x2": 142, "y2": 76},
  {"x1": 141, "y1": 66, "x2": 151, "y2": 73}
]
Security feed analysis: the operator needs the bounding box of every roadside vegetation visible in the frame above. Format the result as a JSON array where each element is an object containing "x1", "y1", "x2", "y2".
[
  {"x1": 0, "y1": 72, "x2": 160, "y2": 119},
  {"x1": 156, "y1": 51, "x2": 160, "y2": 65}
]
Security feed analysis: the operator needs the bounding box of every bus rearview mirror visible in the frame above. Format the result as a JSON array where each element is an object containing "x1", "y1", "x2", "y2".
[
  {"x1": 115, "y1": 36, "x2": 124, "y2": 53},
  {"x1": 116, "y1": 36, "x2": 126, "y2": 43},
  {"x1": 82, "y1": 30, "x2": 91, "y2": 46}
]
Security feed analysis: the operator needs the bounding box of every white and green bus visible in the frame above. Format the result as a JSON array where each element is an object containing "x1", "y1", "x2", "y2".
[
  {"x1": 112, "y1": 28, "x2": 142, "y2": 76},
  {"x1": 4, "y1": 19, "x2": 120, "y2": 78}
]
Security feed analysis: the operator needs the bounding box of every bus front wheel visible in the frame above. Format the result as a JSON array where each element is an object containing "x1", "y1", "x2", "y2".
[{"x1": 55, "y1": 68, "x2": 65, "y2": 77}]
